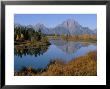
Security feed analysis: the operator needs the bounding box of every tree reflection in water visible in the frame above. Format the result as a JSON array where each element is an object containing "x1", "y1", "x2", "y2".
[{"x1": 14, "y1": 45, "x2": 49, "y2": 58}]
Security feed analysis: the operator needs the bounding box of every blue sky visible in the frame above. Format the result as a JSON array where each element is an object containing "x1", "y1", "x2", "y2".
[{"x1": 14, "y1": 14, "x2": 97, "y2": 30}]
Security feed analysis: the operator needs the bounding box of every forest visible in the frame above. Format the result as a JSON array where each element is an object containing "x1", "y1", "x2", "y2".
[{"x1": 14, "y1": 26, "x2": 50, "y2": 49}]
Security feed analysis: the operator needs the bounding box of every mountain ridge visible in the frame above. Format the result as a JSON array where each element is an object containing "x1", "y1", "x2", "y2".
[{"x1": 14, "y1": 19, "x2": 96, "y2": 35}]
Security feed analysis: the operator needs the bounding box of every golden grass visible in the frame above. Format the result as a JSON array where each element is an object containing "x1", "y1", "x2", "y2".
[
  {"x1": 15, "y1": 51, "x2": 97, "y2": 76},
  {"x1": 47, "y1": 35, "x2": 97, "y2": 42}
]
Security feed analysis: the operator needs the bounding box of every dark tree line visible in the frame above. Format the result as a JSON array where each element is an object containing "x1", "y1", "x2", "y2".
[{"x1": 14, "y1": 25, "x2": 44, "y2": 42}]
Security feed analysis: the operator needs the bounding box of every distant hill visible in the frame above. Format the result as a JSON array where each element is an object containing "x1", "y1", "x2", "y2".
[{"x1": 14, "y1": 19, "x2": 96, "y2": 35}]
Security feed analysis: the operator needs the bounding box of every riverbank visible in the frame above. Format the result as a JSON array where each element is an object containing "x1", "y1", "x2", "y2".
[
  {"x1": 47, "y1": 35, "x2": 97, "y2": 42},
  {"x1": 15, "y1": 37, "x2": 51, "y2": 49},
  {"x1": 14, "y1": 51, "x2": 97, "y2": 76}
]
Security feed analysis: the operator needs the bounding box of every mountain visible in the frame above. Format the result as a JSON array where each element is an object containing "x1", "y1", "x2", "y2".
[
  {"x1": 33, "y1": 23, "x2": 50, "y2": 34},
  {"x1": 14, "y1": 23, "x2": 23, "y2": 28},
  {"x1": 93, "y1": 29, "x2": 97, "y2": 34},
  {"x1": 52, "y1": 19, "x2": 96, "y2": 35},
  {"x1": 14, "y1": 19, "x2": 96, "y2": 35}
]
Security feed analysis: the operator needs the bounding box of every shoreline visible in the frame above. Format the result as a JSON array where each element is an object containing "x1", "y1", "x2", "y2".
[{"x1": 14, "y1": 51, "x2": 97, "y2": 76}]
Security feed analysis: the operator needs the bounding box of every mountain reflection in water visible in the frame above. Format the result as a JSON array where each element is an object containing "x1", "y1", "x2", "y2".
[
  {"x1": 50, "y1": 40, "x2": 91, "y2": 54},
  {"x1": 14, "y1": 39, "x2": 97, "y2": 72}
]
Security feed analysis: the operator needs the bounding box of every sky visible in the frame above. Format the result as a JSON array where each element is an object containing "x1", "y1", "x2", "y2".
[{"x1": 14, "y1": 14, "x2": 97, "y2": 30}]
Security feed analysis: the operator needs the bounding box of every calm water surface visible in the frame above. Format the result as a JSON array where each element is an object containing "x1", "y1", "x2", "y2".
[{"x1": 14, "y1": 39, "x2": 97, "y2": 72}]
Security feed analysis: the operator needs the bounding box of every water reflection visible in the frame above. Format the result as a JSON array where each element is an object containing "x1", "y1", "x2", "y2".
[
  {"x1": 14, "y1": 45, "x2": 49, "y2": 58},
  {"x1": 14, "y1": 39, "x2": 97, "y2": 72},
  {"x1": 50, "y1": 40, "x2": 95, "y2": 54}
]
